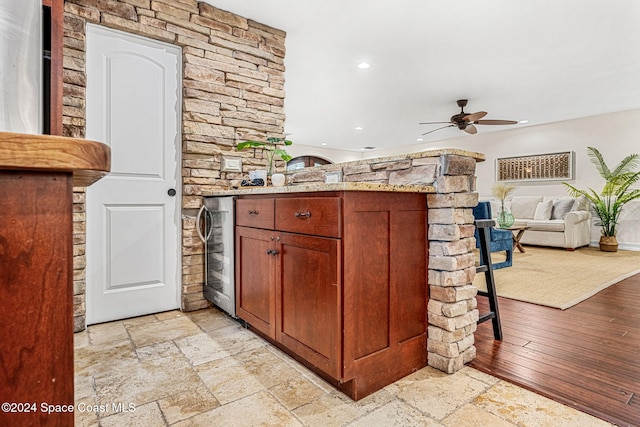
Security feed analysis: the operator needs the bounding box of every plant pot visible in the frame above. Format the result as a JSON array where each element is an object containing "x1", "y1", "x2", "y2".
[
  {"x1": 270, "y1": 173, "x2": 286, "y2": 187},
  {"x1": 599, "y1": 235, "x2": 618, "y2": 252}
]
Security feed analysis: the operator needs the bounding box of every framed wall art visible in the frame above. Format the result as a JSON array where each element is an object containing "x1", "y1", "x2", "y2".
[{"x1": 496, "y1": 151, "x2": 574, "y2": 182}]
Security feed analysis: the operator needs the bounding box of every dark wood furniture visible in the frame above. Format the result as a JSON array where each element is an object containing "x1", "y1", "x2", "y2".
[
  {"x1": 475, "y1": 219, "x2": 502, "y2": 340},
  {"x1": 505, "y1": 226, "x2": 529, "y2": 253},
  {"x1": 235, "y1": 191, "x2": 428, "y2": 400},
  {"x1": 0, "y1": 132, "x2": 110, "y2": 427},
  {"x1": 42, "y1": 0, "x2": 64, "y2": 135}
]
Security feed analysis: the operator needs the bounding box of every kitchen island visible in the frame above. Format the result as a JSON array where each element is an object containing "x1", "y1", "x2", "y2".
[
  {"x1": 205, "y1": 148, "x2": 484, "y2": 399},
  {"x1": 232, "y1": 187, "x2": 429, "y2": 400}
]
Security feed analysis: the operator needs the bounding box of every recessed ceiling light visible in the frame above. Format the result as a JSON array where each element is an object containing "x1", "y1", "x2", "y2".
[
  {"x1": 519, "y1": 120, "x2": 529, "y2": 124},
  {"x1": 355, "y1": 126, "x2": 363, "y2": 130},
  {"x1": 358, "y1": 62, "x2": 370, "y2": 69},
  {"x1": 321, "y1": 142, "x2": 328, "y2": 146},
  {"x1": 417, "y1": 138, "x2": 424, "y2": 142}
]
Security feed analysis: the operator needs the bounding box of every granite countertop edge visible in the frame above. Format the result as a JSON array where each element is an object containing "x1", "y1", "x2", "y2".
[{"x1": 206, "y1": 182, "x2": 436, "y2": 196}]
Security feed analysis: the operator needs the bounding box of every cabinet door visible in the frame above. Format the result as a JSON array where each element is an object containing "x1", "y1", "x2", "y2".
[
  {"x1": 276, "y1": 232, "x2": 341, "y2": 378},
  {"x1": 235, "y1": 226, "x2": 276, "y2": 339},
  {"x1": 342, "y1": 192, "x2": 427, "y2": 383}
]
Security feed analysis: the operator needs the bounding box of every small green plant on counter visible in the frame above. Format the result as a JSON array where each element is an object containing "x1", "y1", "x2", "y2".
[{"x1": 237, "y1": 137, "x2": 293, "y2": 175}]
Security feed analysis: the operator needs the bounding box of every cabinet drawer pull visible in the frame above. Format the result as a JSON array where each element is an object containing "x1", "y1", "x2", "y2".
[
  {"x1": 248, "y1": 210, "x2": 259, "y2": 215},
  {"x1": 295, "y1": 211, "x2": 312, "y2": 219}
]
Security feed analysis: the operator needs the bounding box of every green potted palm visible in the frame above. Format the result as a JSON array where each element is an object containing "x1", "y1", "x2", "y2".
[
  {"x1": 237, "y1": 137, "x2": 292, "y2": 186},
  {"x1": 564, "y1": 146, "x2": 640, "y2": 252}
]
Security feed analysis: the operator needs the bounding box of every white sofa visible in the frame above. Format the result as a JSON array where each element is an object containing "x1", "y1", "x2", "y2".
[{"x1": 486, "y1": 196, "x2": 591, "y2": 250}]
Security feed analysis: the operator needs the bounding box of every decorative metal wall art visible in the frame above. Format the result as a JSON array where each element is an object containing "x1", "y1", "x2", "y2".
[{"x1": 496, "y1": 151, "x2": 574, "y2": 182}]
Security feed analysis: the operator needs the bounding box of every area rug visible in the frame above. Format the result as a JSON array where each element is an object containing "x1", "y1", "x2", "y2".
[{"x1": 473, "y1": 246, "x2": 640, "y2": 309}]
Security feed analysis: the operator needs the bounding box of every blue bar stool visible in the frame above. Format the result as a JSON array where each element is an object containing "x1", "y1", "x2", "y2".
[{"x1": 472, "y1": 201, "x2": 513, "y2": 269}]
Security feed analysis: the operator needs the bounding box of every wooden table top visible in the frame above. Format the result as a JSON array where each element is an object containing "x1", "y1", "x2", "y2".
[{"x1": 0, "y1": 131, "x2": 110, "y2": 186}]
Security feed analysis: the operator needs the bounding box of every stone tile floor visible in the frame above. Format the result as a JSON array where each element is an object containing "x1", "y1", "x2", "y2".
[{"x1": 74, "y1": 309, "x2": 612, "y2": 426}]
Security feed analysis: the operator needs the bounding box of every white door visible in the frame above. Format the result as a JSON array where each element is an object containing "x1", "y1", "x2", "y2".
[{"x1": 85, "y1": 25, "x2": 182, "y2": 324}]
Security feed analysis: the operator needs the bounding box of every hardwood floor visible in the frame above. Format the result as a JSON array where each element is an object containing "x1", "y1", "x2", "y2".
[{"x1": 471, "y1": 272, "x2": 640, "y2": 427}]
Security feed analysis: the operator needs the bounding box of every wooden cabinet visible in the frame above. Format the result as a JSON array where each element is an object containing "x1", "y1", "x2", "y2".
[
  {"x1": 235, "y1": 191, "x2": 427, "y2": 400},
  {"x1": 0, "y1": 133, "x2": 109, "y2": 427},
  {"x1": 235, "y1": 197, "x2": 342, "y2": 378},
  {"x1": 236, "y1": 226, "x2": 277, "y2": 338},
  {"x1": 275, "y1": 196, "x2": 341, "y2": 237},
  {"x1": 236, "y1": 198, "x2": 275, "y2": 229},
  {"x1": 277, "y1": 232, "x2": 341, "y2": 378}
]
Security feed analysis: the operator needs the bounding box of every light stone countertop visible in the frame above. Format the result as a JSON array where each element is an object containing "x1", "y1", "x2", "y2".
[
  {"x1": 354, "y1": 148, "x2": 486, "y2": 164},
  {"x1": 206, "y1": 147, "x2": 482, "y2": 196},
  {"x1": 208, "y1": 182, "x2": 436, "y2": 196}
]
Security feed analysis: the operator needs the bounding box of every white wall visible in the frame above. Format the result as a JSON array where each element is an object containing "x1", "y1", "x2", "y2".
[
  {"x1": 363, "y1": 108, "x2": 640, "y2": 250},
  {"x1": 287, "y1": 144, "x2": 363, "y2": 164},
  {"x1": 372, "y1": 109, "x2": 638, "y2": 194}
]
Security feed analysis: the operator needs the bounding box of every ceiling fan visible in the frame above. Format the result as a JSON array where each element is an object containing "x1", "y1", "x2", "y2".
[{"x1": 420, "y1": 99, "x2": 518, "y2": 136}]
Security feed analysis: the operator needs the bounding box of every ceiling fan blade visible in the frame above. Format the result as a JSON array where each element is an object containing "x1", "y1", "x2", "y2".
[
  {"x1": 464, "y1": 124, "x2": 478, "y2": 135},
  {"x1": 421, "y1": 124, "x2": 455, "y2": 136},
  {"x1": 463, "y1": 111, "x2": 487, "y2": 122},
  {"x1": 474, "y1": 119, "x2": 518, "y2": 125},
  {"x1": 419, "y1": 121, "x2": 451, "y2": 125}
]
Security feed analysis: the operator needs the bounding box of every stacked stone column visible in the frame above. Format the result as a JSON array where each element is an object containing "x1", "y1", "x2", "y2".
[
  {"x1": 426, "y1": 155, "x2": 479, "y2": 373},
  {"x1": 63, "y1": 0, "x2": 287, "y2": 329}
]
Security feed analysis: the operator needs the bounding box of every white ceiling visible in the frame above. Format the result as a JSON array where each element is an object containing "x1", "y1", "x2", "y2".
[{"x1": 204, "y1": 0, "x2": 640, "y2": 152}]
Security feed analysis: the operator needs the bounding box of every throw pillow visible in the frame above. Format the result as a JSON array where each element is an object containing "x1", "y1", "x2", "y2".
[
  {"x1": 534, "y1": 200, "x2": 553, "y2": 220},
  {"x1": 510, "y1": 196, "x2": 543, "y2": 219},
  {"x1": 551, "y1": 199, "x2": 574, "y2": 219},
  {"x1": 571, "y1": 195, "x2": 589, "y2": 212}
]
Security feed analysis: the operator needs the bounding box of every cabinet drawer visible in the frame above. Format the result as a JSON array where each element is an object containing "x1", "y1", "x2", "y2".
[
  {"x1": 236, "y1": 198, "x2": 275, "y2": 229},
  {"x1": 276, "y1": 197, "x2": 341, "y2": 238}
]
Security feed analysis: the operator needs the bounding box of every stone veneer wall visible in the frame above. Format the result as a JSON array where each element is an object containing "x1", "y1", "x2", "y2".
[
  {"x1": 62, "y1": 0, "x2": 286, "y2": 331},
  {"x1": 290, "y1": 152, "x2": 481, "y2": 373}
]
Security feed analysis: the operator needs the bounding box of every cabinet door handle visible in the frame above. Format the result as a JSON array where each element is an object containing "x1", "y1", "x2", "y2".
[
  {"x1": 248, "y1": 210, "x2": 259, "y2": 215},
  {"x1": 295, "y1": 211, "x2": 311, "y2": 219},
  {"x1": 271, "y1": 249, "x2": 280, "y2": 256},
  {"x1": 266, "y1": 249, "x2": 273, "y2": 255}
]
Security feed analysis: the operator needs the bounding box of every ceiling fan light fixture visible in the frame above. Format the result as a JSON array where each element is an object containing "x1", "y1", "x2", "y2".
[{"x1": 419, "y1": 100, "x2": 518, "y2": 136}]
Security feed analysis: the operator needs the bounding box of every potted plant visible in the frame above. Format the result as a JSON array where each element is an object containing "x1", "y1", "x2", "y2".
[
  {"x1": 564, "y1": 146, "x2": 640, "y2": 252},
  {"x1": 237, "y1": 137, "x2": 293, "y2": 185},
  {"x1": 491, "y1": 183, "x2": 517, "y2": 228}
]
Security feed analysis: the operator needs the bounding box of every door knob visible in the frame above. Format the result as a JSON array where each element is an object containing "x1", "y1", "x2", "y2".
[{"x1": 167, "y1": 188, "x2": 176, "y2": 197}]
